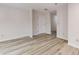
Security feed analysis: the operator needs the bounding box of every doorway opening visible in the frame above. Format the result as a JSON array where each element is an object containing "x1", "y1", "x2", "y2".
[{"x1": 50, "y1": 11, "x2": 57, "y2": 36}]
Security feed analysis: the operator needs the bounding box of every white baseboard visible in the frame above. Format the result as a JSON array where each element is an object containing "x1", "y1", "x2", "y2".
[
  {"x1": 0, "y1": 35, "x2": 32, "y2": 42},
  {"x1": 68, "y1": 42, "x2": 79, "y2": 48},
  {"x1": 57, "y1": 35, "x2": 68, "y2": 40}
]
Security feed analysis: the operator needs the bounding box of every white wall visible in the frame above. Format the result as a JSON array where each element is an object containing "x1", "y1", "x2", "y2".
[
  {"x1": 0, "y1": 5, "x2": 32, "y2": 41},
  {"x1": 32, "y1": 10, "x2": 51, "y2": 35},
  {"x1": 0, "y1": 4, "x2": 69, "y2": 42},
  {"x1": 68, "y1": 4, "x2": 79, "y2": 48},
  {"x1": 0, "y1": 5, "x2": 51, "y2": 41},
  {"x1": 57, "y1": 4, "x2": 68, "y2": 40}
]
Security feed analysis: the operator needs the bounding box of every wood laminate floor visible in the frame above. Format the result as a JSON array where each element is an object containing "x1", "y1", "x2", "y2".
[{"x1": 0, "y1": 33, "x2": 79, "y2": 55}]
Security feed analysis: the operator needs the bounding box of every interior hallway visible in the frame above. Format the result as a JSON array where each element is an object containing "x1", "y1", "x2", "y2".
[{"x1": 0, "y1": 33, "x2": 79, "y2": 55}]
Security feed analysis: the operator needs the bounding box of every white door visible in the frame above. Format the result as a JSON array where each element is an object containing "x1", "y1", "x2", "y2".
[
  {"x1": 38, "y1": 12, "x2": 46, "y2": 34},
  {"x1": 32, "y1": 11, "x2": 39, "y2": 35}
]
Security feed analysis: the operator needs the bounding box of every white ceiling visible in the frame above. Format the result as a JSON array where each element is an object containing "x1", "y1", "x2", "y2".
[{"x1": 0, "y1": 3, "x2": 58, "y2": 12}]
